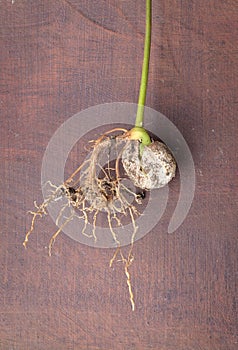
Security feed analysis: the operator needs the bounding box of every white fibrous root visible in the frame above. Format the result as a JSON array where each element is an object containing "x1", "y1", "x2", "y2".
[{"x1": 23, "y1": 128, "x2": 176, "y2": 311}]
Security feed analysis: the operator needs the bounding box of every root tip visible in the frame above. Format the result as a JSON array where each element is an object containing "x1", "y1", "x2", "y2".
[{"x1": 48, "y1": 247, "x2": 52, "y2": 257}]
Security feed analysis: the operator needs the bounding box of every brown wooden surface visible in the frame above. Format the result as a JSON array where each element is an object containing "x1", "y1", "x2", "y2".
[{"x1": 1, "y1": 1, "x2": 237, "y2": 349}]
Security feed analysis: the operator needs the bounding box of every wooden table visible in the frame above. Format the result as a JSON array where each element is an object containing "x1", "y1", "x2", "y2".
[{"x1": 1, "y1": 1, "x2": 237, "y2": 349}]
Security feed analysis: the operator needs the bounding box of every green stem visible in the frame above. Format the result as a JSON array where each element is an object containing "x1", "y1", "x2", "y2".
[{"x1": 135, "y1": 0, "x2": 152, "y2": 127}]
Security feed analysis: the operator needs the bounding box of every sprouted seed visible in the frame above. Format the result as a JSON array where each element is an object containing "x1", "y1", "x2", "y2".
[{"x1": 23, "y1": 0, "x2": 177, "y2": 310}]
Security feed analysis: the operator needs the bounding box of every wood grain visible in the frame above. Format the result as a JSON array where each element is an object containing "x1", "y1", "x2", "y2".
[{"x1": 1, "y1": 1, "x2": 237, "y2": 349}]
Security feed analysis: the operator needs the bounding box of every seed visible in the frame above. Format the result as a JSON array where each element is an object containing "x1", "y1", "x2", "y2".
[{"x1": 122, "y1": 140, "x2": 176, "y2": 190}]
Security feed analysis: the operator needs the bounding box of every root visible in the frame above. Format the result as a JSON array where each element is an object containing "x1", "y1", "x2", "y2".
[
  {"x1": 92, "y1": 210, "x2": 99, "y2": 242},
  {"x1": 128, "y1": 207, "x2": 138, "y2": 248},
  {"x1": 92, "y1": 127, "x2": 128, "y2": 146},
  {"x1": 107, "y1": 210, "x2": 120, "y2": 246},
  {"x1": 24, "y1": 128, "x2": 145, "y2": 310},
  {"x1": 66, "y1": 159, "x2": 90, "y2": 185},
  {"x1": 55, "y1": 202, "x2": 70, "y2": 226},
  {"x1": 48, "y1": 212, "x2": 74, "y2": 256},
  {"x1": 109, "y1": 246, "x2": 121, "y2": 267},
  {"x1": 23, "y1": 201, "x2": 48, "y2": 249},
  {"x1": 109, "y1": 205, "x2": 137, "y2": 311},
  {"x1": 123, "y1": 254, "x2": 135, "y2": 311},
  {"x1": 109, "y1": 246, "x2": 135, "y2": 311},
  {"x1": 81, "y1": 203, "x2": 91, "y2": 238}
]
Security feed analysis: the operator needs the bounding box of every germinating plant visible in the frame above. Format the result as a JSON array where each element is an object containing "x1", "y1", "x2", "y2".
[{"x1": 23, "y1": 0, "x2": 176, "y2": 311}]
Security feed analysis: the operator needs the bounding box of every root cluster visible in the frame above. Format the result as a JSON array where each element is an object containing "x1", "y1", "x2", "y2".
[
  {"x1": 23, "y1": 127, "x2": 176, "y2": 311},
  {"x1": 24, "y1": 129, "x2": 142, "y2": 310}
]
